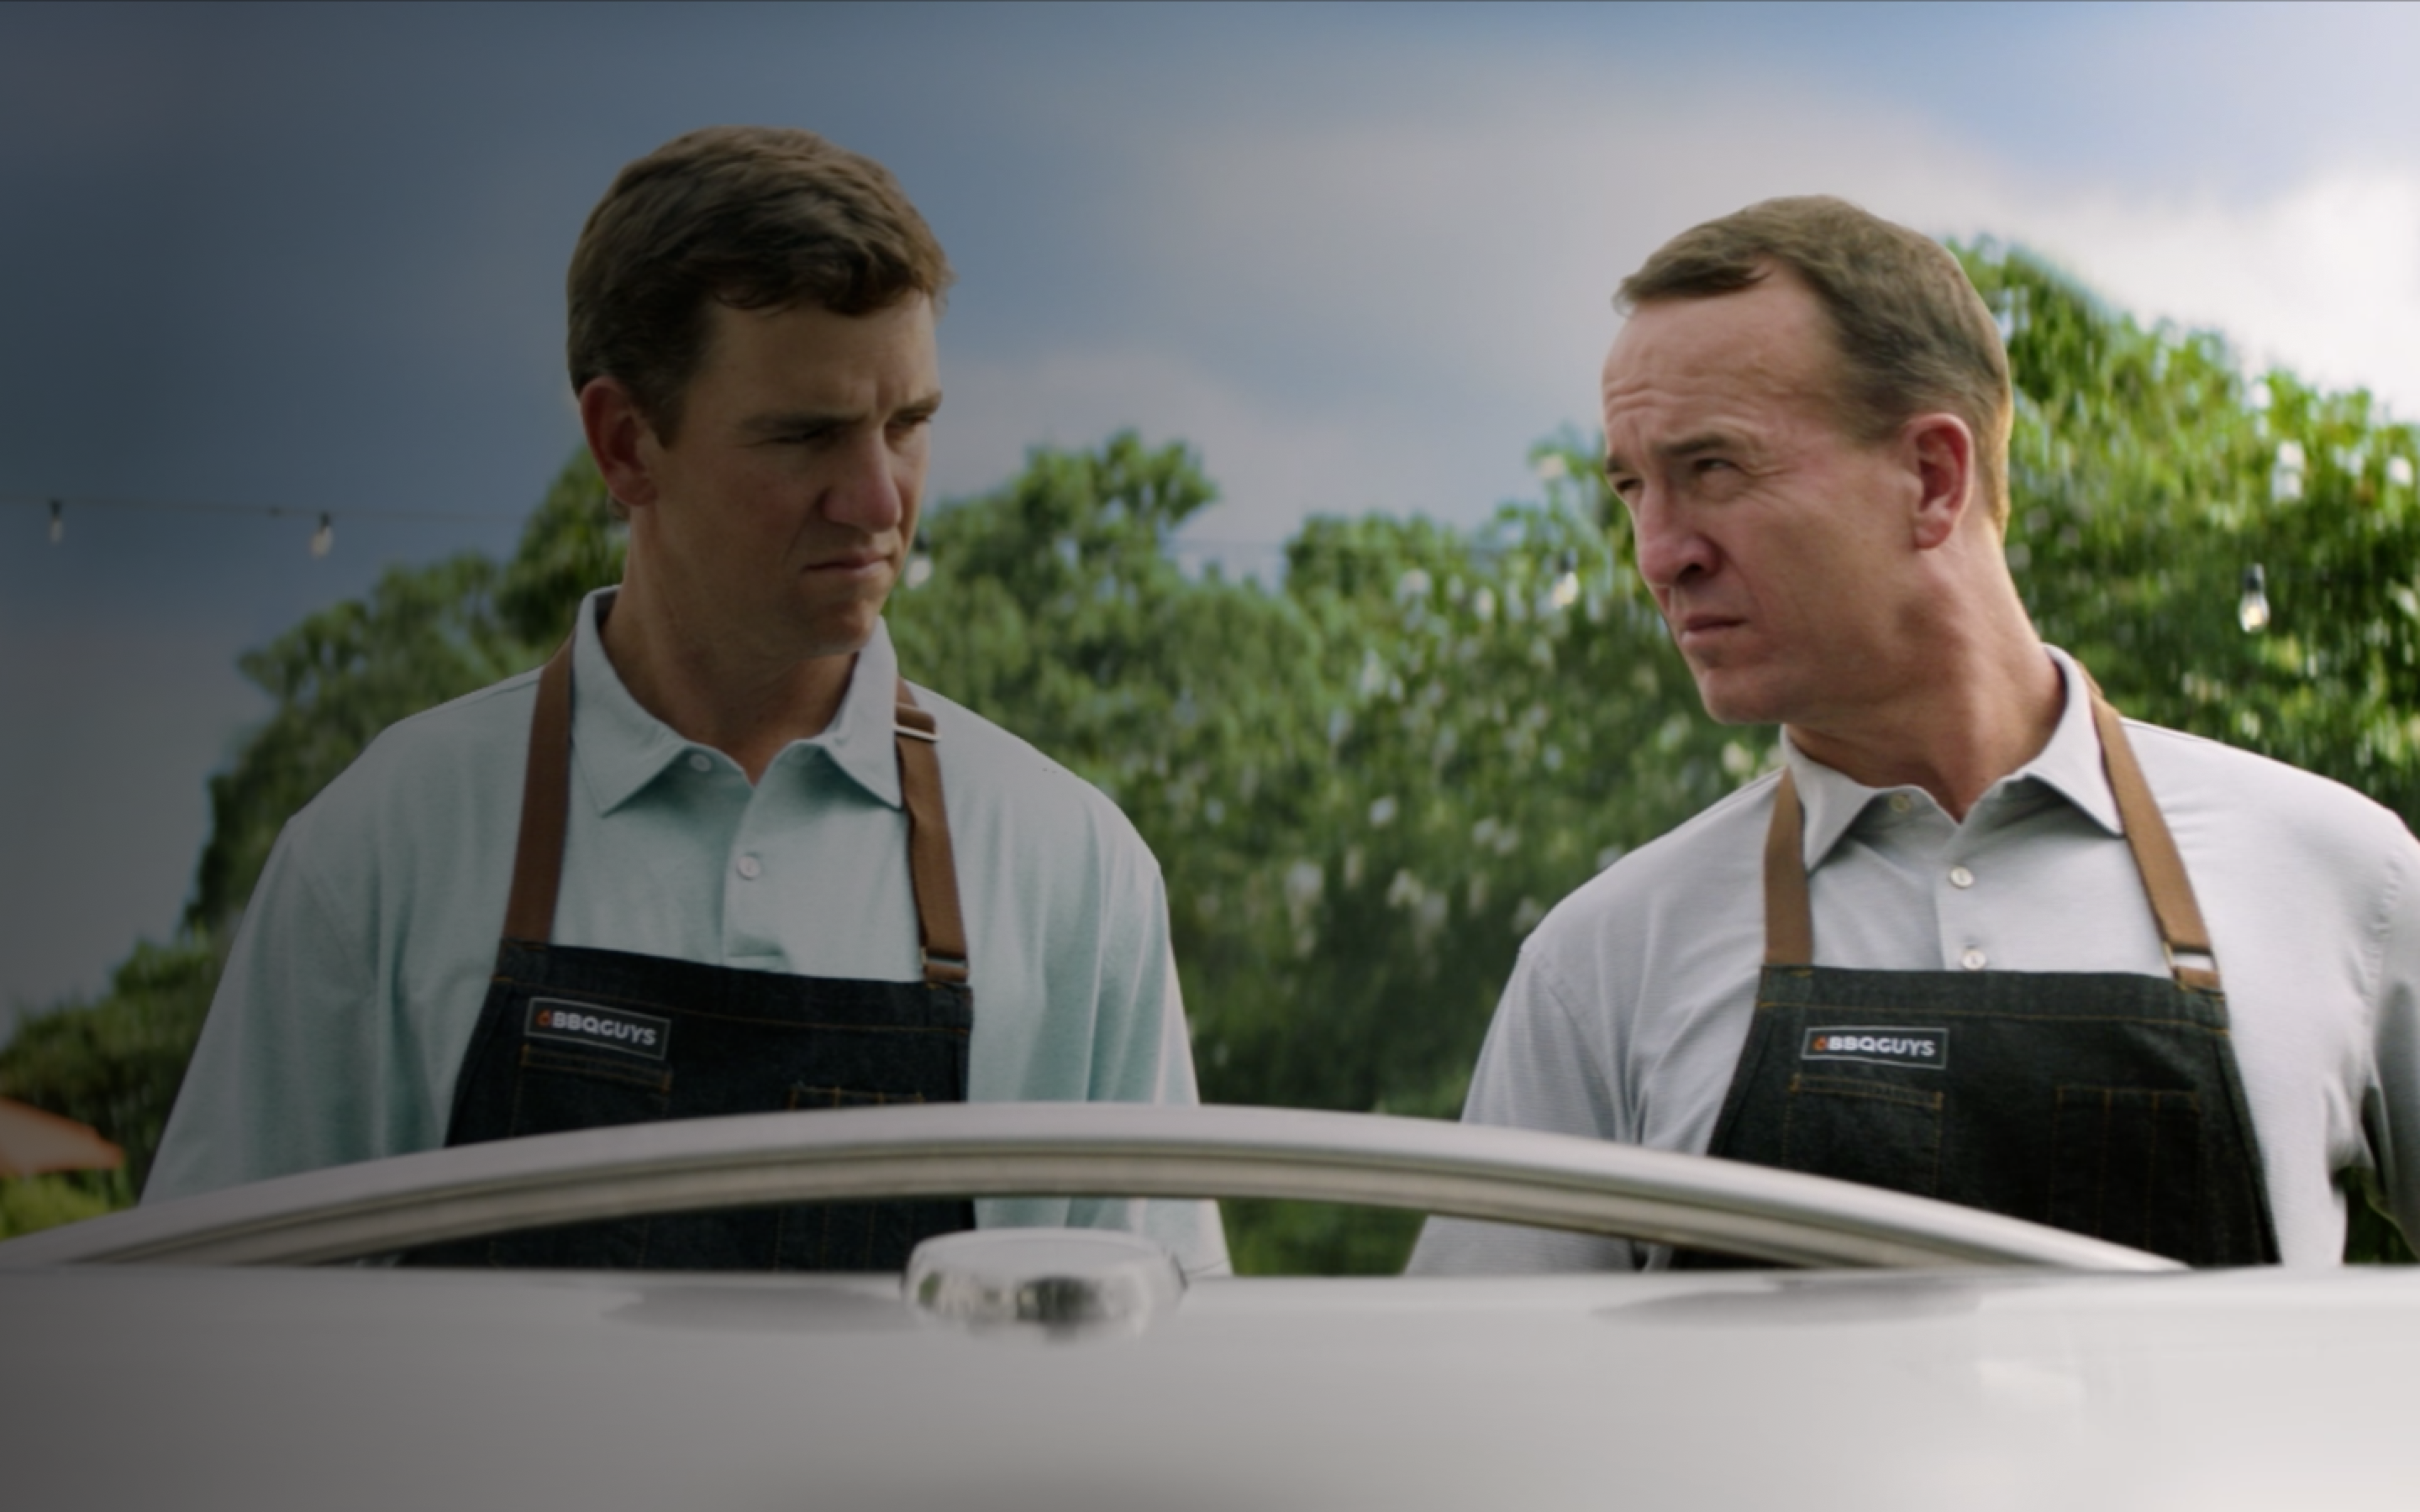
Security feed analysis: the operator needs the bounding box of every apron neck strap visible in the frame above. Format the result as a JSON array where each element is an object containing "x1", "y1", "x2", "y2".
[
  {"x1": 1761, "y1": 767, "x2": 1817, "y2": 969},
  {"x1": 2082, "y1": 679, "x2": 2220, "y2": 990},
  {"x1": 1760, "y1": 678, "x2": 2219, "y2": 991},
  {"x1": 500, "y1": 646, "x2": 975, "y2": 991},
  {"x1": 892, "y1": 685, "x2": 971, "y2": 988},
  {"x1": 502, "y1": 640, "x2": 576, "y2": 944}
]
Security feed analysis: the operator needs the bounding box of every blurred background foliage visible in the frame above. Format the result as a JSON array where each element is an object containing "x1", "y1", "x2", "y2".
[{"x1": 7, "y1": 244, "x2": 2417, "y2": 1268}]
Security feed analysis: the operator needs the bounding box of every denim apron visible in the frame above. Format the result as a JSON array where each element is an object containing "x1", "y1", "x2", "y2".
[
  {"x1": 407, "y1": 642, "x2": 976, "y2": 1271},
  {"x1": 1681, "y1": 686, "x2": 2279, "y2": 1268}
]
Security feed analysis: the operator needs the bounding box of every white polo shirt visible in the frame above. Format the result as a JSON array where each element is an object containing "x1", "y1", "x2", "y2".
[
  {"x1": 150, "y1": 588, "x2": 1228, "y2": 1275},
  {"x1": 1413, "y1": 647, "x2": 2420, "y2": 1271}
]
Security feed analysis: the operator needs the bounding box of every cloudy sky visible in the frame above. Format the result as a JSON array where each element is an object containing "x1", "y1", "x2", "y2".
[{"x1": 7, "y1": 0, "x2": 2420, "y2": 1030}]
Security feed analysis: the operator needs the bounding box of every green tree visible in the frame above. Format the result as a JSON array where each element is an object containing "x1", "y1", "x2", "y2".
[
  {"x1": 1965, "y1": 240, "x2": 2420, "y2": 820},
  {"x1": 0, "y1": 938, "x2": 219, "y2": 1217}
]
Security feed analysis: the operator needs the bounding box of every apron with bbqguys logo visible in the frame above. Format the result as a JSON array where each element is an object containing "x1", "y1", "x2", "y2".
[
  {"x1": 407, "y1": 642, "x2": 976, "y2": 1271},
  {"x1": 1679, "y1": 685, "x2": 2280, "y2": 1268}
]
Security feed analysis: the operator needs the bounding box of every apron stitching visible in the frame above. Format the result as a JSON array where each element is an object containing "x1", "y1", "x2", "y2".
[
  {"x1": 1787, "y1": 1074, "x2": 1944, "y2": 1110},
  {"x1": 1759, "y1": 1001, "x2": 2233, "y2": 1032},
  {"x1": 488, "y1": 978, "x2": 970, "y2": 1031},
  {"x1": 516, "y1": 1045, "x2": 673, "y2": 1092}
]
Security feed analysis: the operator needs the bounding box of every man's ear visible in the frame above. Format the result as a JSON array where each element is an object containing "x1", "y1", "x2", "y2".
[
  {"x1": 578, "y1": 377, "x2": 663, "y2": 513},
  {"x1": 1906, "y1": 412, "x2": 1975, "y2": 552}
]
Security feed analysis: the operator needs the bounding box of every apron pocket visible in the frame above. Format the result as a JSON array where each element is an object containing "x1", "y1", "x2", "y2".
[
  {"x1": 506, "y1": 1043, "x2": 674, "y2": 1137},
  {"x1": 1780, "y1": 1074, "x2": 1945, "y2": 1199},
  {"x1": 490, "y1": 1045, "x2": 674, "y2": 1269},
  {"x1": 773, "y1": 1085, "x2": 939, "y2": 1268},
  {"x1": 2049, "y1": 1085, "x2": 2202, "y2": 1260}
]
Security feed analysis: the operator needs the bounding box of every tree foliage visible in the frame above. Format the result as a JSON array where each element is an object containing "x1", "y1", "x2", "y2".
[
  {"x1": 0, "y1": 938, "x2": 219, "y2": 1216},
  {"x1": 10, "y1": 244, "x2": 2420, "y2": 1267},
  {"x1": 1963, "y1": 241, "x2": 2420, "y2": 825}
]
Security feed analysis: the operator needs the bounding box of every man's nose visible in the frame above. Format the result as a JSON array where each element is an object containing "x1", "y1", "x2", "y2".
[
  {"x1": 1628, "y1": 490, "x2": 1714, "y2": 591},
  {"x1": 822, "y1": 433, "x2": 907, "y2": 534}
]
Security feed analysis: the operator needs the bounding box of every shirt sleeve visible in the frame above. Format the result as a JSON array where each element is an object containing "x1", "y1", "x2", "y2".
[
  {"x1": 1404, "y1": 942, "x2": 1637, "y2": 1274},
  {"x1": 145, "y1": 816, "x2": 391, "y2": 1202},
  {"x1": 971, "y1": 795, "x2": 1232, "y2": 1278},
  {"x1": 1074, "y1": 838, "x2": 1232, "y2": 1278},
  {"x1": 2365, "y1": 831, "x2": 2420, "y2": 1249}
]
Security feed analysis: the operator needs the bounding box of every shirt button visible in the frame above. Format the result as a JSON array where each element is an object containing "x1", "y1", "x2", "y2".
[
  {"x1": 735, "y1": 855, "x2": 762, "y2": 880},
  {"x1": 687, "y1": 753, "x2": 713, "y2": 774},
  {"x1": 1888, "y1": 794, "x2": 1913, "y2": 814},
  {"x1": 1949, "y1": 865, "x2": 1975, "y2": 889},
  {"x1": 1960, "y1": 947, "x2": 1987, "y2": 971}
]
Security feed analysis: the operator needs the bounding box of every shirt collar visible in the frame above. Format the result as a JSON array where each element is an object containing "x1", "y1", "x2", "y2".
[
  {"x1": 1780, "y1": 644, "x2": 2121, "y2": 869},
  {"x1": 813, "y1": 618, "x2": 906, "y2": 810},
  {"x1": 569, "y1": 587, "x2": 906, "y2": 815}
]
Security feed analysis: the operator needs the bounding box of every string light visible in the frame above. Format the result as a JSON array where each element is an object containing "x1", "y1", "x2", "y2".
[
  {"x1": 1549, "y1": 549, "x2": 1581, "y2": 609},
  {"x1": 8, "y1": 489, "x2": 491, "y2": 533},
  {"x1": 2238, "y1": 564, "x2": 2270, "y2": 633},
  {"x1": 13, "y1": 491, "x2": 1609, "y2": 585}
]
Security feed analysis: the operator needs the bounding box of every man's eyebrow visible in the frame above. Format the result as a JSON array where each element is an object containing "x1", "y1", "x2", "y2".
[
  {"x1": 735, "y1": 391, "x2": 943, "y2": 438},
  {"x1": 1602, "y1": 433, "x2": 1736, "y2": 478},
  {"x1": 739, "y1": 408, "x2": 851, "y2": 438}
]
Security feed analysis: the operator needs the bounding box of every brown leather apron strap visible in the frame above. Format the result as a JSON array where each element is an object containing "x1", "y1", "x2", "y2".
[
  {"x1": 2086, "y1": 688, "x2": 2220, "y2": 991},
  {"x1": 1761, "y1": 767, "x2": 1815, "y2": 967},
  {"x1": 892, "y1": 682, "x2": 971, "y2": 989},
  {"x1": 1759, "y1": 674, "x2": 2220, "y2": 990},
  {"x1": 502, "y1": 639, "x2": 576, "y2": 943}
]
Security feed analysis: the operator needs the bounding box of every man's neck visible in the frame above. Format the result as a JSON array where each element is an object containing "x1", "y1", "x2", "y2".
[
  {"x1": 597, "y1": 585, "x2": 860, "y2": 785},
  {"x1": 1786, "y1": 631, "x2": 2064, "y2": 822}
]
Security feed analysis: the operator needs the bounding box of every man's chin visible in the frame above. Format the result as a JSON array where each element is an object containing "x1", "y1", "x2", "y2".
[
  {"x1": 1688, "y1": 669, "x2": 1784, "y2": 727},
  {"x1": 787, "y1": 606, "x2": 886, "y2": 664}
]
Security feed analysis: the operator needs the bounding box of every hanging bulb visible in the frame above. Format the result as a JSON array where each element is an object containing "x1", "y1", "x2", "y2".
[
  {"x1": 2238, "y1": 564, "x2": 2270, "y2": 633},
  {"x1": 1549, "y1": 549, "x2": 1581, "y2": 610},
  {"x1": 47, "y1": 499, "x2": 63, "y2": 545},
  {"x1": 309, "y1": 512, "x2": 334, "y2": 559}
]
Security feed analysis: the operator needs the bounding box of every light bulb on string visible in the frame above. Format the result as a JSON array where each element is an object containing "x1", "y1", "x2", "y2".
[
  {"x1": 2238, "y1": 564, "x2": 2270, "y2": 633},
  {"x1": 309, "y1": 512, "x2": 334, "y2": 559},
  {"x1": 1549, "y1": 549, "x2": 1581, "y2": 610},
  {"x1": 47, "y1": 499, "x2": 62, "y2": 546}
]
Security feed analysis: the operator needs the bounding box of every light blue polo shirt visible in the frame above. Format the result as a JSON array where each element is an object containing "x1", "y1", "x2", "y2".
[{"x1": 150, "y1": 588, "x2": 1227, "y2": 1274}]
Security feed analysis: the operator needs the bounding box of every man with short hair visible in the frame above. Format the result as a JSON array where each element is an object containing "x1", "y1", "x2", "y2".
[
  {"x1": 1411, "y1": 196, "x2": 2420, "y2": 1272},
  {"x1": 152, "y1": 126, "x2": 1227, "y2": 1274}
]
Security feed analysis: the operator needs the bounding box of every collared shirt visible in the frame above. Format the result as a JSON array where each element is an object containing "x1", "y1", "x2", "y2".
[
  {"x1": 150, "y1": 589, "x2": 1227, "y2": 1274},
  {"x1": 1411, "y1": 647, "x2": 2420, "y2": 1272}
]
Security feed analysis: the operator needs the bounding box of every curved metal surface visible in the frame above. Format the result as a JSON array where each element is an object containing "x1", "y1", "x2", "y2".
[{"x1": 0, "y1": 1103, "x2": 2179, "y2": 1271}]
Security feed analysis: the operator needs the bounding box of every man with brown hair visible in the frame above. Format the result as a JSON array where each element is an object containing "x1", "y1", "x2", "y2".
[
  {"x1": 151, "y1": 127, "x2": 1227, "y2": 1275},
  {"x1": 1412, "y1": 195, "x2": 2420, "y2": 1272}
]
